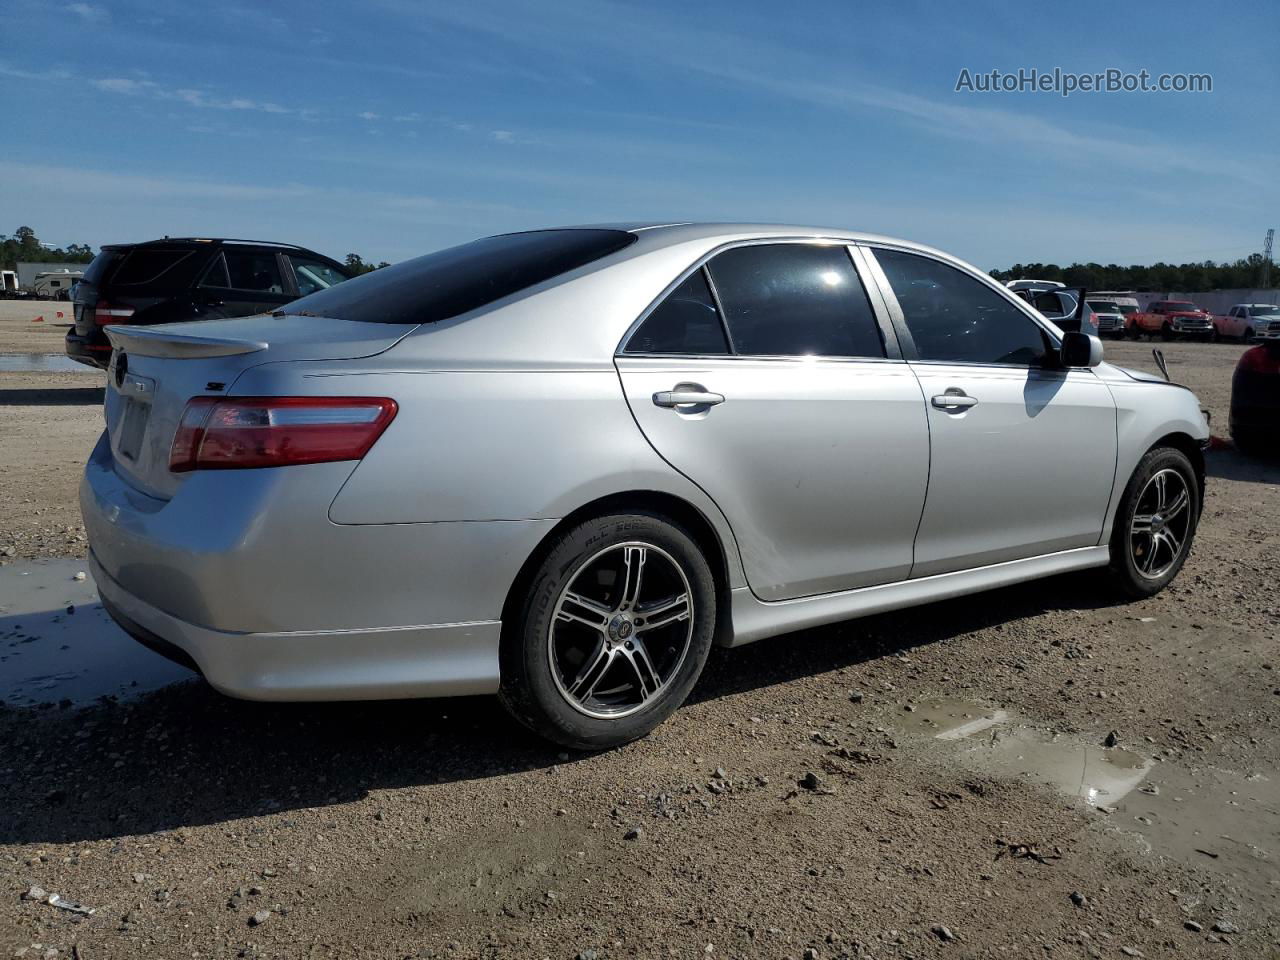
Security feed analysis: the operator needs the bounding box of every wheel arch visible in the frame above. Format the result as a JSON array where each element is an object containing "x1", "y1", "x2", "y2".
[
  {"x1": 499, "y1": 490, "x2": 737, "y2": 650},
  {"x1": 1150, "y1": 431, "x2": 1206, "y2": 508}
]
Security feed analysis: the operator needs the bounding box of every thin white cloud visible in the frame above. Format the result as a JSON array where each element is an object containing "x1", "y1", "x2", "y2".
[
  {"x1": 65, "y1": 2, "x2": 108, "y2": 23},
  {"x1": 490, "y1": 129, "x2": 514, "y2": 143},
  {"x1": 0, "y1": 61, "x2": 73, "y2": 81},
  {"x1": 92, "y1": 77, "x2": 152, "y2": 94},
  {"x1": 358, "y1": 111, "x2": 381, "y2": 121}
]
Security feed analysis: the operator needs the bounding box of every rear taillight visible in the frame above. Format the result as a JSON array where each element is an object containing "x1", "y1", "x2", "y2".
[
  {"x1": 94, "y1": 301, "x2": 135, "y2": 325},
  {"x1": 168, "y1": 396, "x2": 397, "y2": 472},
  {"x1": 1238, "y1": 345, "x2": 1280, "y2": 375}
]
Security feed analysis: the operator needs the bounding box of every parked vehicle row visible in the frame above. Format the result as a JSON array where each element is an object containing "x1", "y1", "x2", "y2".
[
  {"x1": 66, "y1": 238, "x2": 352, "y2": 368},
  {"x1": 81, "y1": 223, "x2": 1210, "y2": 750},
  {"x1": 1085, "y1": 294, "x2": 1280, "y2": 343}
]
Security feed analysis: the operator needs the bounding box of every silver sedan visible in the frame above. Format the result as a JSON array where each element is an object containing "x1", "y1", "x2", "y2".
[{"x1": 82, "y1": 224, "x2": 1209, "y2": 749}]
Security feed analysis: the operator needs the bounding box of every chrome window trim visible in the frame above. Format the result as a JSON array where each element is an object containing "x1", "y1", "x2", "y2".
[{"x1": 616, "y1": 237, "x2": 904, "y2": 363}]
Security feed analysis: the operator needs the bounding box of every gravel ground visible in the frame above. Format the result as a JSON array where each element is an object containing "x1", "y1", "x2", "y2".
[{"x1": 1, "y1": 338, "x2": 1277, "y2": 959}]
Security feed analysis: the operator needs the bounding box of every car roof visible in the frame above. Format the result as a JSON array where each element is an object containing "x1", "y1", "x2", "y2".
[
  {"x1": 574, "y1": 221, "x2": 967, "y2": 264},
  {"x1": 100, "y1": 238, "x2": 317, "y2": 252}
]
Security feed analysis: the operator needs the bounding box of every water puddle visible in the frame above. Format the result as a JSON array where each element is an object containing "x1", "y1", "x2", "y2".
[
  {"x1": 0, "y1": 558, "x2": 194, "y2": 706},
  {"x1": 0, "y1": 353, "x2": 99, "y2": 374},
  {"x1": 896, "y1": 698, "x2": 1153, "y2": 806},
  {"x1": 892, "y1": 697, "x2": 1278, "y2": 909}
]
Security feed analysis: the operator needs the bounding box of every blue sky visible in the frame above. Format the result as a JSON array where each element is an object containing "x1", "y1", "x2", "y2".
[{"x1": 4, "y1": 0, "x2": 1277, "y2": 269}]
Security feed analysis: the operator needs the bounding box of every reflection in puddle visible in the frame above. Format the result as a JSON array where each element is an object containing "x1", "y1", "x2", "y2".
[
  {"x1": 893, "y1": 697, "x2": 1277, "y2": 910},
  {"x1": 897, "y1": 698, "x2": 1151, "y2": 806},
  {"x1": 0, "y1": 353, "x2": 99, "y2": 374},
  {"x1": 0, "y1": 558, "x2": 194, "y2": 706}
]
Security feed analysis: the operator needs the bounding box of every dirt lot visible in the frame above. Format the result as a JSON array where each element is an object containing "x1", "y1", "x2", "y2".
[{"x1": 1, "y1": 338, "x2": 1277, "y2": 959}]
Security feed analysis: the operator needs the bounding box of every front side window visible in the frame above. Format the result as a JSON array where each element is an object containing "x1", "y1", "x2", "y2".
[
  {"x1": 626, "y1": 269, "x2": 729, "y2": 355},
  {"x1": 289, "y1": 256, "x2": 348, "y2": 297},
  {"x1": 874, "y1": 249, "x2": 1050, "y2": 365},
  {"x1": 704, "y1": 244, "x2": 885, "y2": 358}
]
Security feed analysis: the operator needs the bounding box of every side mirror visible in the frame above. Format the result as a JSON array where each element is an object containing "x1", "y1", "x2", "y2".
[{"x1": 1060, "y1": 331, "x2": 1103, "y2": 368}]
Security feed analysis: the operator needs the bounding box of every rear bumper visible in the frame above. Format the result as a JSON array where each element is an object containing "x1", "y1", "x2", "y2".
[
  {"x1": 80, "y1": 432, "x2": 555, "y2": 701},
  {"x1": 92, "y1": 551, "x2": 501, "y2": 700},
  {"x1": 65, "y1": 329, "x2": 112, "y2": 368}
]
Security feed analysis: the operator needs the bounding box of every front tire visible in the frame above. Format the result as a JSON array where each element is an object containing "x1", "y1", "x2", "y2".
[
  {"x1": 499, "y1": 512, "x2": 716, "y2": 750},
  {"x1": 1107, "y1": 447, "x2": 1199, "y2": 599}
]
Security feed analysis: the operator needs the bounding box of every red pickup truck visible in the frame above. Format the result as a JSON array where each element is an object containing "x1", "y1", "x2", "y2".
[{"x1": 1129, "y1": 300, "x2": 1215, "y2": 340}]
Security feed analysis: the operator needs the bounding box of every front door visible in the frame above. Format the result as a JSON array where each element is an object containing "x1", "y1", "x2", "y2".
[
  {"x1": 866, "y1": 246, "x2": 1118, "y2": 578},
  {"x1": 615, "y1": 241, "x2": 930, "y2": 601}
]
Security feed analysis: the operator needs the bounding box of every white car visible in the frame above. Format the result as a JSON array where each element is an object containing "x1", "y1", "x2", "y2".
[{"x1": 1218, "y1": 303, "x2": 1280, "y2": 342}]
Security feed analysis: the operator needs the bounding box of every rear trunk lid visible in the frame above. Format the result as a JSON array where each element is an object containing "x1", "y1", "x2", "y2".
[{"x1": 102, "y1": 314, "x2": 417, "y2": 500}]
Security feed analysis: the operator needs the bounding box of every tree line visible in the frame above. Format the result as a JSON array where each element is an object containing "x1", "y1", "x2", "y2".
[
  {"x1": 989, "y1": 254, "x2": 1274, "y2": 292},
  {"x1": 9, "y1": 222, "x2": 1270, "y2": 291},
  {"x1": 0, "y1": 226, "x2": 95, "y2": 270}
]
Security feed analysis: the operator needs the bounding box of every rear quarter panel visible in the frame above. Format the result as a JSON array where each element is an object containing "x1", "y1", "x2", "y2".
[{"x1": 230, "y1": 358, "x2": 749, "y2": 591}]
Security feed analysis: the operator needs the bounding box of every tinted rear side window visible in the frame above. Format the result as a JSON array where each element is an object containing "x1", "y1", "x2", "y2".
[
  {"x1": 281, "y1": 229, "x2": 637, "y2": 324},
  {"x1": 109, "y1": 248, "x2": 197, "y2": 286},
  {"x1": 625, "y1": 269, "x2": 730, "y2": 355},
  {"x1": 705, "y1": 244, "x2": 885, "y2": 358}
]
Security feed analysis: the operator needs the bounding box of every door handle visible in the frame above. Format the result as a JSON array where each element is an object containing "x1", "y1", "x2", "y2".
[
  {"x1": 931, "y1": 392, "x2": 978, "y2": 410},
  {"x1": 653, "y1": 386, "x2": 725, "y2": 408}
]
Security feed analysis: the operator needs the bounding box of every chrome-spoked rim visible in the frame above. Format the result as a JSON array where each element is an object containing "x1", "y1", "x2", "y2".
[
  {"x1": 548, "y1": 541, "x2": 694, "y2": 720},
  {"x1": 1129, "y1": 468, "x2": 1192, "y2": 580}
]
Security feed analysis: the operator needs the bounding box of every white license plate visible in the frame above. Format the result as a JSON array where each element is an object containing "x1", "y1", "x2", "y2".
[{"x1": 117, "y1": 397, "x2": 151, "y2": 461}]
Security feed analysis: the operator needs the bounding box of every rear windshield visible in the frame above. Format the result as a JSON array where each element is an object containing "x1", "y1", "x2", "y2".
[
  {"x1": 279, "y1": 229, "x2": 637, "y2": 324},
  {"x1": 81, "y1": 250, "x2": 123, "y2": 285},
  {"x1": 86, "y1": 247, "x2": 198, "y2": 287}
]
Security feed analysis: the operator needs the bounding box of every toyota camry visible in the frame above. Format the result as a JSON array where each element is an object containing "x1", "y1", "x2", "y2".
[{"x1": 82, "y1": 223, "x2": 1210, "y2": 749}]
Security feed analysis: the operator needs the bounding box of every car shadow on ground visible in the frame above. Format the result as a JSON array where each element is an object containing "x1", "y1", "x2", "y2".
[
  {"x1": 1206, "y1": 447, "x2": 1280, "y2": 485},
  {"x1": 0, "y1": 571, "x2": 1125, "y2": 847},
  {"x1": 0, "y1": 387, "x2": 105, "y2": 406}
]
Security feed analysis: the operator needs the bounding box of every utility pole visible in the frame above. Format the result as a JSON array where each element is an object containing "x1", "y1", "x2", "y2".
[{"x1": 1263, "y1": 228, "x2": 1275, "y2": 289}]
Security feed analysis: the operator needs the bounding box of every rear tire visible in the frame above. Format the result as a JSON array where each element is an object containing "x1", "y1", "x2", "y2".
[
  {"x1": 1106, "y1": 447, "x2": 1199, "y2": 599},
  {"x1": 498, "y1": 512, "x2": 716, "y2": 750}
]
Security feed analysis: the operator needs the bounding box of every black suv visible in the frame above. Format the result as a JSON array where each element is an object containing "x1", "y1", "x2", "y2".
[{"x1": 67, "y1": 238, "x2": 351, "y2": 368}]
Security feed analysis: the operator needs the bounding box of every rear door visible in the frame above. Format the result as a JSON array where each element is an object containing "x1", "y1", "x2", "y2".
[
  {"x1": 195, "y1": 248, "x2": 295, "y2": 319},
  {"x1": 865, "y1": 245, "x2": 1117, "y2": 578},
  {"x1": 615, "y1": 240, "x2": 930, "y2": 601}
]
